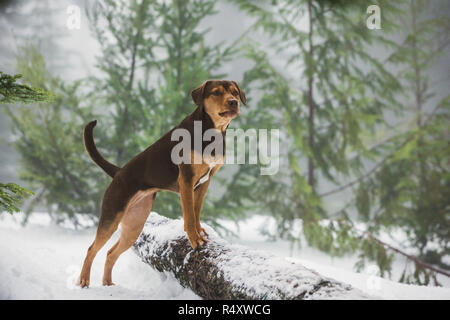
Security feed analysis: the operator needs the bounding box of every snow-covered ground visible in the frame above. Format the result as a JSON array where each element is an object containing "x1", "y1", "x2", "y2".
[{"x1": 0, "y1": 212, "x2": 449, "y2": 300}]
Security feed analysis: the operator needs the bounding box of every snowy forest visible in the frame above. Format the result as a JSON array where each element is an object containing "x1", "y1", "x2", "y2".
[{"x1": 0, "y1": 0, "x2": 449, "y2": 300}]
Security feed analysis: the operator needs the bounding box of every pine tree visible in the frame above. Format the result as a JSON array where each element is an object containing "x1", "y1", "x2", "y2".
[
  {"x1": 87, "y1": 0, "x2": 238, "y2": 224},
  {"x1": 0, "y1": 71, "x2": 53, "y2": 214},
  {"x1": 355, "y1": 0, "x2": 450, "y2": 284},
  {"x1": 4, "y1": 0, "x2": 240, "y2": 226},
  {"x1": 231, "y1": 0, "x2": 415, "y2": 275},
  {"x1": 4, "y1": 44, "x2": 108, "y2": 225},
  {"x1": 233, "y1": 0, "x2": 450, "y2": 285}
]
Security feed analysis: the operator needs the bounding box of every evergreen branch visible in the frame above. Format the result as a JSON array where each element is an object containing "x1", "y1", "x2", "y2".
[
  {"x1": 364, "y1": 231, "x2": 450, "y2": 278},
  {"x1": 306, "y1": 210, "x2": 450, "y2": 280},
  {"x1": 41, "y1": 113, "x2": 85, "y2": 197},
  {"x1": 0, "y1": 71, "x2": 54, "y2": 104},
  {"x1": 319, "y1": 147, "x2": 397, "y2": 198},
  {"x1": 0, "y1": 182, "x2": 34, "y2": 214},
  {"x1": 319, "y1": 99, "x2": 446, "y2": 198}
]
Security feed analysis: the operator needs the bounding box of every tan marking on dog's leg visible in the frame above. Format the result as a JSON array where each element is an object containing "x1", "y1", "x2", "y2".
[
  {"x1": 179, "y1": 172, "x2": 206, "y2": 249},
  {"x1": 194, "y1": 180, "x2": 211, "y2": 240},
  {"x1": 102, "y1": 191, "x2": 156, "y2": 286},
  {"x1": 193, "y1": 165, "x2": 220, "y2": 239}
]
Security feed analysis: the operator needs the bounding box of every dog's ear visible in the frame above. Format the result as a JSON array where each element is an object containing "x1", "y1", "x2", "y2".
[
  {"x1": 232, "y1": 81, "x2": 247, "y2": 106},
  {"x1": 191, "y1": 81, "x2": 209, "y2": 107}
]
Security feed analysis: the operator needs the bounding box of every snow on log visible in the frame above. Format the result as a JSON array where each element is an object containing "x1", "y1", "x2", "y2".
[{"x1": 133, "y1": 213, "x2": 373, "y2": 300}]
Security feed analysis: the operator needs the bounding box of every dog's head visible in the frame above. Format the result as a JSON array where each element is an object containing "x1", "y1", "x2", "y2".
[{"x1": 191, "y1": 80, "x2": 246, "y2": 130}]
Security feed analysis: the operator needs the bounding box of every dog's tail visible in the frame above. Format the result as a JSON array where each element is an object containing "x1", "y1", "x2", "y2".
[{"x1": 83, "y1": 120, "x2": 120, "y2": 178}]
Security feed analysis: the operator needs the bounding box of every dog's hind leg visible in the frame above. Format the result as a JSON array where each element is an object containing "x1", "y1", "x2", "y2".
[
  {"x1": 102, "y1": 190, "x2": 157, "y2": 286},
  {"x1": 78, "y1": 211, "x2": 123, "y2": 288},
  {"x1": 78, "y1": 182, "x2": 128, "y2": 288}
]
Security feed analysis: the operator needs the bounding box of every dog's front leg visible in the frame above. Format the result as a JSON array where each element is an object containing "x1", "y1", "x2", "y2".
[
  {"x1": 193, "y1": 164, "x2": 220, "y2": 238},
  {"x1": 178, "y1": 165, "x2": 205, "y2": 249},
  {"x1": 194, "y1": 180, "x2": 210, "y2": 238}
]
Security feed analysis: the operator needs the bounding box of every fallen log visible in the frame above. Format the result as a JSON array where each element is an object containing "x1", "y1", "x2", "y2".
[{"x1": 133, "y1": 213, "x2": 373, "y2": 300}]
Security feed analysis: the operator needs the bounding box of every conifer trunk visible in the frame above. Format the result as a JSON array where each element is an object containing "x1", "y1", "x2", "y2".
[
  {"x1": 307, "y1": 0, "x2": 315, "y2": 190},
  {"x1": 411, "y1": 0, "x2": 427, "y2": 253}
]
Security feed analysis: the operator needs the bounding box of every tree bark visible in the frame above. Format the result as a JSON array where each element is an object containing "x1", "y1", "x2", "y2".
[{"x1": 133, "y1": 213, "x2": 372, "y2": 300}]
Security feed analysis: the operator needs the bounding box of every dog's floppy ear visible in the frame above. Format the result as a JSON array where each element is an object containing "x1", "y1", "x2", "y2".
[
  {"x1": 191, "y1": 81, "x2": 210, "y2": 107},
  {"x1": 232, "y1": 81, "x2": 247, "y2": 106}
]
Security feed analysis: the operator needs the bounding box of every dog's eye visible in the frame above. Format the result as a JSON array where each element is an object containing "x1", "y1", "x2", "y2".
[
  {"x1": 212, "y1": 91, "x2": 221, "y2": 96},
  {"x1": 232, "y1": 90, "x2": 238, "y2": 96}
]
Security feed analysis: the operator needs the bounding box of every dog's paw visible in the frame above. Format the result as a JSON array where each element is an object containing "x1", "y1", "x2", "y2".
[
  {"x1": 198, "y1": 226, "x2": 209, "y2": 238},
  {"x1": 199, "y1": 232, "x2": 210, "y2": 244},
  {"x1": 78, "y1": 275, "x2": 90, "y2": 288},
  {"x1": 187, "y1": 231, "x2": 207, "y2": 249},
  {"x1": 102, "y1": 279, "x2": 115, "y2": 286}
]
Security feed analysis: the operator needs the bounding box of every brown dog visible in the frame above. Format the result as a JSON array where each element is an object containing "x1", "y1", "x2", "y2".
[{"x1": 78, "y1": 80, "x2": 246, "y2": 287}]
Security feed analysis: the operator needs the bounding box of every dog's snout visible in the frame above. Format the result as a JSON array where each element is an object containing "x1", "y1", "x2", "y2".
[{"x1": 227, "y1": 99, "x2": 238, "y2": 108}]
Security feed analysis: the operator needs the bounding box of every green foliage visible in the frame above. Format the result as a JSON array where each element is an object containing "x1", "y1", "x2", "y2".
[
  {"x1": 232, "y1": 0, "x2": 449, "y2": 285},
  {"x1": 0, "y1": 71, "x2": 54, "y2": 104},
  {"x1": 233, "y1": 0, "x2": 404, "y2": 251},
  {"x1": 354, "y1": 0, "x2": 450, "y2": 282},
  {"x1": 399, "y1": 262, "x2": 441, "y2": 286},
  {"x1": 0, "y1": 69, "x2": 54, "y2": 214},
  {"x1": 0, "y1": 182, "x2": 33, "y2": 214},
  {"x1": 5, "y1": 44, "x2": 109, "y2": 224},
  {"x1": 354, "y1": 236, "x2": 395, "y2": 278},
  {"x1": 4, "y1": 0, "x2": 242, "y2": 226},
  {"x1": 86, "y1": 0, "x2": 240, "y2": 225}
]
